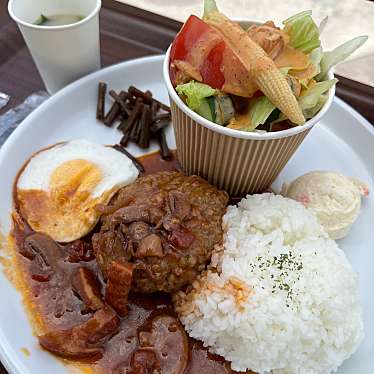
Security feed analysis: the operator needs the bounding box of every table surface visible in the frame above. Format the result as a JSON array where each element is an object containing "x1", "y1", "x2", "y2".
[
  {"x1": 1, "y1": 0, "x2": 373, "y2": 122},
  {"x1": 120, "y1": 0, "x2": 374, "y2": 87},
  {"x1": 0, "y1": 0, "x2": 373, "y2": 372}
]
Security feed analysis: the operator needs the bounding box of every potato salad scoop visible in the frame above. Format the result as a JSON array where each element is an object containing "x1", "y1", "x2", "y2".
[{"x1": 281, "y1": 171, "x2": 369, "y2": 239}]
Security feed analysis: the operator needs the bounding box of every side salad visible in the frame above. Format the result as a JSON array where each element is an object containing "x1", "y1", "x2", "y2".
[{"x1": 169, "y1": 0, "x2": 367, "y2": 132}]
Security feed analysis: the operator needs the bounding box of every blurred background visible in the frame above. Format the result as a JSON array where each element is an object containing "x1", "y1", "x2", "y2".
[
  {"x1": 1, "y1": 0, "x2": 373, "y2": 126},
  {"x1": 120, "y1": 0, "x2": 374, "y2": 87}
]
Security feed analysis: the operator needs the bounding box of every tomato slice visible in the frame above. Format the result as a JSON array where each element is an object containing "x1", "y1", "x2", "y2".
[
  {"x1": 200, "y1": 41, "x2": 225, "y2": 89},
  {"x1": 170, "y1": 15, "x2": 211, "y2": 61},
  {"x1": 170, "y1": 15, "x2": 225, "y2": 89},
  {"x1": 169, "y1": 15, "x2": 258, "y2": 97}
]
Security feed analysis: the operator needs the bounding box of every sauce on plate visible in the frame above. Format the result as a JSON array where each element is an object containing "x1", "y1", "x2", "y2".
[{"x1": 9, "y1": 151, "x2": 249, "y2": 374}]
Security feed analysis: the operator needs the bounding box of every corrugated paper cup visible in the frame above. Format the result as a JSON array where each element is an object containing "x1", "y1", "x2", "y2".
[{"x1": 163, "y1": 46, "x2": 335, "y2": 196}]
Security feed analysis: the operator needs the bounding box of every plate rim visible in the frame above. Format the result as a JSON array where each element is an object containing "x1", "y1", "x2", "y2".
[
  {"x1": 0, "y1": 54, "x2": 165, "y2": 169},
  {"x1": 0, "y1": 54, "x2": 373, "y2": 374}
]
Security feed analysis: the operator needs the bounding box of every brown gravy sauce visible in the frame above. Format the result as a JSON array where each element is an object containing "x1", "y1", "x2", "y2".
[{"x1": 10, "y1": 150, "x2": 247, "y2": 374}]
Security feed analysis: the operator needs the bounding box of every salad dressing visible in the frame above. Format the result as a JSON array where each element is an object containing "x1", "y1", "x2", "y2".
[
  {"x1": 170, "y1": 2, "x2": 366, "y2": 130},
  {"x1": 173, "y1": 30, "x2": 222, "y2": 84},
  {"x1": 190, "y1": 30, "x2": 222, "y2": 65},
  {"x1": 274, "y1": 45, "x2": 309, "y2": 70},
  {"x1": 221, "y1": 47, "x2": 257, "y2": 97}
]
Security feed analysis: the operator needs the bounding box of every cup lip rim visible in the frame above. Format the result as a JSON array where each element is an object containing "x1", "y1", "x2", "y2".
[
  {"x1": 163, "y1": 42, "x2": 336, "y2": 141},
  {"x1": 8, "y1": 0, "x2": 102, "y2": 31}
]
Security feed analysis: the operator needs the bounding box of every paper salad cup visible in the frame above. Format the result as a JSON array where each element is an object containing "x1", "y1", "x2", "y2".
[{"x1": 163, "y1": 45, "x2": 335, "y2": 196}]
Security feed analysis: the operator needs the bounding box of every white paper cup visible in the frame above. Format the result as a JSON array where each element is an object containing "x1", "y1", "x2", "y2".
[
  {"x1": 8, "y1": 0, "x2": 101, "y2": 94},
  {"x1": 163, "y1": 45, "x2": 335, "y2": 196}
]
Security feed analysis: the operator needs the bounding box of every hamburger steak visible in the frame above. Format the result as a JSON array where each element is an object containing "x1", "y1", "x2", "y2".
[{"x1": 92, "y1": 171, "x2": 228, "y2": 293}]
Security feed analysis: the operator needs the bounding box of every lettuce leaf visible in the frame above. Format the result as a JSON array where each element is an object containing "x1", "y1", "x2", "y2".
[
  {"x1": 298, "y1": 79, "x2": 337, "y2": 114},
  {"x1": 303, "y1": 95, "x2": 328, "y2": 119},
  {"x1": 283, "y1": 10, "x2": 321, "y2": 53},
  {"x1": 270, "y1": 79, "x2": 336, "y2": 124},
  {"x1": 279, "y1": 67, "x2": 290, "y2": 75},
  {"x1": 318, "y1": 16, "x2": 328, "y2": 34},
  {"x1": 203, "y1": 0, "x2": 219, "y2": 18},
  {"x1": 309, "y1": 47, "x2": 323, "y2": 77},
  {"x1": 176, "y1": 81, "x2": 217, "y2": 110},
  {"x1": 316, "y1": 36, "x2": 368, "y2": 81},
  {"x1": 249, "y1": 96, "x2": 276, "y2": 130}
]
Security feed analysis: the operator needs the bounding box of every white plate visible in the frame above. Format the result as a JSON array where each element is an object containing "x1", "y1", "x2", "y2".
[{"x1": 0, "y1": 55, "x2": 373, "y2": 374}]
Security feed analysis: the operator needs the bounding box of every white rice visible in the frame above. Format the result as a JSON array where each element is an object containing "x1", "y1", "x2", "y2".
[{"x1": 174, "y1": 193, "x2": 363, "y2": 374}]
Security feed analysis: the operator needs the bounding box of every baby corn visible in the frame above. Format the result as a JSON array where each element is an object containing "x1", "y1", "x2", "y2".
[{"x1": 204, "y1": 8, "x2": 305, "y2": 125}]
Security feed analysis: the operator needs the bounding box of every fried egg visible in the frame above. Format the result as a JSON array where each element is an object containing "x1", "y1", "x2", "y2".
[{"x1": 16, "y1": 140, "x2": 139, "y2": 242}]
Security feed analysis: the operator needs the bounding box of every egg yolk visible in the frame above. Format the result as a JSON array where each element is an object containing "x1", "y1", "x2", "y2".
[{"x1": 17, "y1": 159, "x2": 118, "y2": 242}]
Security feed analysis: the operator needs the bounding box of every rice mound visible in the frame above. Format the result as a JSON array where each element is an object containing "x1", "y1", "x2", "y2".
[{"x1": 173, "y1": 193, "x2": 363, "y2": 374}]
